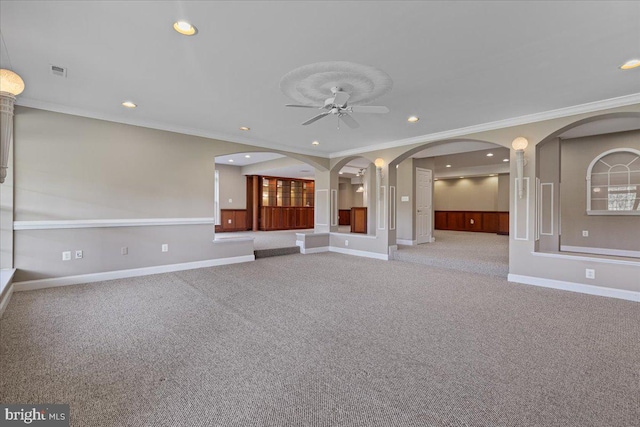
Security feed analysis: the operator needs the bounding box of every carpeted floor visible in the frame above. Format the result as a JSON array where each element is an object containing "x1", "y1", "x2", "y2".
[
  {"x1": 1, "y1": 253, "x2": 638, "y2": 426},
  {"x1": 396, "y1": 230, "x2": 509, "y2": 277}
]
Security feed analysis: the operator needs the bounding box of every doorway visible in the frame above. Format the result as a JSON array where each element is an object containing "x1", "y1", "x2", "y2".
[{"x1": 416, "y1": 167, "x2": 432, "y2": 244}]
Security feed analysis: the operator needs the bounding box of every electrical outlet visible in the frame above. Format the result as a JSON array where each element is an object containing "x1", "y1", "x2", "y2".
[
  {"x1": 162, "y1": 244, "x2": 169, "y2": 252},
  {"x1": 228, "y1": 219, "x2": 232, "y2": 224},
  {"x1": 75, "y1": 250, "x2": 83, "y2": 259},
  {"x1": 345, "y1": 240, "x2": 349, "y2": 247},
  {"x1": 585, "y1": 268, "x2": 595, "y2": 279},
  {"x1": 582, "y1": 230, "x2": 589, "y2": 237},
  {"x1": 470, "y1": 219, "x2": 475, "y2": 224},
  {"x1": 62, "y1": 251, "x2": 71, "y2": 261},
  {"x1": 121, "y1": 247, "x2": 128, "y2": 255},
  {"x1": 228, "y1": 198, "x2": 233, "y2": 203}
]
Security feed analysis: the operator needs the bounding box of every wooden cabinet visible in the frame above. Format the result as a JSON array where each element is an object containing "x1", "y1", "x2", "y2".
[
  {"x1": 217, "y1": 209, "x2": 248, "y2": 232},
  {"x1": 259, "y1": 206, "x2": 314, "y2": 230},
  {"x1": 338, "y1": 209, "x2": 351, "y2": 226},
  {"x1": 351, "y1": 207, "x2": 367, "y2": 234},
  {"x1": 249, "y1": 175, "x2": 315, "y2": 231},
  {"x1": 435, "y1": 211, "x2": 508, "y2": 234}
]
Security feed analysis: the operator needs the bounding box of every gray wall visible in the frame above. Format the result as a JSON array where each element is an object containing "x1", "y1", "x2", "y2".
[
  {"x1": 396, "y1": 158, "x2": 414, "y2": 240},
  {"x1": 434, "y1": 176, "x2": 502, "y2": 211},
  {"x1": 11, "y1": 107, "x2": 262, "y2": 281},
  {"x1": 216, "y1": 164, "x2": 246, "y2": 210},
  {"x1": 560, "y1": 130, "x2": 640, "y2": 253},
  {"x1": 497, "y1": 174, "x2": 509, "y2": 211}
]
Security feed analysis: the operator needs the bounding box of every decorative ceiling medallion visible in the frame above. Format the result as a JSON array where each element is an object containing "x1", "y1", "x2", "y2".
[{"x1": 280, "y1": 61, "x2": 393, "y2": 105}]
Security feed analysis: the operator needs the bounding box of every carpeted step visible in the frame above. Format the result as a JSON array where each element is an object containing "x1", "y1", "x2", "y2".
[{"x1": 254, "y1": 246, "x2": 300, "y2": 259}]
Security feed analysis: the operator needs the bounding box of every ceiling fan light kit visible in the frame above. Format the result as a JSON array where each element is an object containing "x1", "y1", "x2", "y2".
[{"x1": 281, "y1": 61, "x2": 393, "y2": 128}]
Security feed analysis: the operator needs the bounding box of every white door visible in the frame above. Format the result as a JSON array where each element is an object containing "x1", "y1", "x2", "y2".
[{"x1": 416, "y1": 168, "x2": 432, "y2": 244}]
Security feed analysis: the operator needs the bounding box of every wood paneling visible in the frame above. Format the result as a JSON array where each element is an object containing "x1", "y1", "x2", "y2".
[
  {"x1": 351, "y1": 207, "x2": 367, "y2": 234},
  {"x1": 435, "y1": 211, "x2": 508, "y2": 234}
]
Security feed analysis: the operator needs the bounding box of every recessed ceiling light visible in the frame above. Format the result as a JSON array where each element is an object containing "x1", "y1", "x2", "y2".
[
  {"x1": 446, "y1": 164, "x2": 452, "y2": 168},
  {"x1": 459, "y1": 176, "x2": 465, "y2": 179},
  {"x1": 239, "y1": 126, "x2": 250, "y2": 131},
  {"x1": 244, "y1": 155, "x2": 251, "y2": 158},
  {"x1": 339, "y1": 172, "x2": 343, "y2": 175},
  {"x1": 486, "y1": 153, "x2": 494, "y2": 157},
  {"x1": 489, "y1": 174, "x2": 497, "y2": 176},
  {"x1": 407, "y1": 116, "x2": 419, "y2": 123},
  {"x1": 503, "y1": 158, "x2": 509, "y2": 162},
  {"x1": 122, "y1": 101, "x2": 136, "y2": 108},
  {"x1": 173, "y1": 21, "x2": 197, "y2": 36},
  {"x1": 312, "y1": 141, "x2": 319, "y2": 146},
  {"x1": 620, "y1": 59, "x2": 640, "y2": 70},
  {"x1": 228, "y1": 159, "x2": 234, "y2": 163},
  {"x1": 434, "y1": 178, "x2": 438, "y2": 181}
]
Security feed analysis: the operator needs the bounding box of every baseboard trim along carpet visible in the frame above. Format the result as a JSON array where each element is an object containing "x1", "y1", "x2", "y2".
[
  {"x1": 12, "y1": 255, "x2": 256, "y2": 292},
  {"x1": 329, "y1": 247, "x2": 389, "y2": 261},
  {"x1": 300, "y1": 246, "x2": 329, "y2": 255},
  {"x1": 396, "y1": 239, "x2": 417, "y2": 246},
  {"x1": 508, "y1": 274, "x2": 640, "y2": 302}
]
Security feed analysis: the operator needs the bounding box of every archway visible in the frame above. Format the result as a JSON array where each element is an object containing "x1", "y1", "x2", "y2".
[
  {"x1": 388, "y1": 138, "x2": 511, "y2": 277},
  {"x1": 534, "y1": 112, "x2": 640, "y2": 257}
]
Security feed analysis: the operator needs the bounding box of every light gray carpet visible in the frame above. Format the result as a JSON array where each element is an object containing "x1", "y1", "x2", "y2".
[
  {"x1": 395, "y1": 230, "x2": 509, "y2": 277},
  {"x1": 1, "y1": 253, "x2": 638, "y2": 426}
]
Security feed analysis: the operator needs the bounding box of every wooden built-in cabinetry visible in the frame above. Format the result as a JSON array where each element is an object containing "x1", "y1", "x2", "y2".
[
  {"x1": 215, "y1": 209, "x2": 248, "y2": 232},
  {"x1": 435, "y1": 210, "x2": 509, "y2": 234},
  {"x1": 338, "y1": 209, "x2": 351, "y2": 226},
  {"x1": 245, "y1": 175, "x2": 315, "y2": 231},
  {"x1": 350, "y1": 207, "x2": 367, "y2": 234}
]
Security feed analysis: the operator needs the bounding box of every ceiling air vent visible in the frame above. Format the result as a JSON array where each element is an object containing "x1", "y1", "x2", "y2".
[{"x1": 50, "y1": 65, "x2": 67, "y2": 77}]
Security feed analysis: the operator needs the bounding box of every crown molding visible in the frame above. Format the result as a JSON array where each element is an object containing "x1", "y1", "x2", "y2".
[
  {"x1": 15, "y1": 98, "x2": 324, "y2": 158},
  {"x1": 16, "y1": 93, "x2": 640, "y2": 162},
  {"x1": 330, "y1": 93, "x2": 640, "y2": 158}
]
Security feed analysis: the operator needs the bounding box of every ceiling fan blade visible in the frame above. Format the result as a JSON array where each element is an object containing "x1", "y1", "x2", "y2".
[
  {"x1": 285, "y1": 104, "x2": 323, "y2": 109},
  {"x1": 339, "y1": 113, "x2": 360, "y2": 129},
  {"x1": 302, "y1": 112, "x2": 330, "y2": 125},
  {"x1": 349, "y1": 105, "x2": 389, "y2": 114},
  {"x1": 332, "y1": 91, "x2": 350, "y2": 107}
]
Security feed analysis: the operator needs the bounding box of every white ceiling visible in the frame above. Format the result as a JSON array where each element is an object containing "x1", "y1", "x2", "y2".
[
  {"x1": 1, "y1": 1, "x2": 639, "y2": 158},
  {"x1": 216, "y1": 152, "x2": 284, "y2": 167}
]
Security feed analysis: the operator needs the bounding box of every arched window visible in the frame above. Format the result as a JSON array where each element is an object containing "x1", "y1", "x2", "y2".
[{"x1": 586, "y1": 148, "x2": 640, "y2": 215}]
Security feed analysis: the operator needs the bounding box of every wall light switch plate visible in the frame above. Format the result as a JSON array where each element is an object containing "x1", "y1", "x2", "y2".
[
  {"x1": 121, "y1": 247, "x2": 128, "y2": 255},
  {"x1": 62, "y1": 251, "x2": 71, "y2": 261},
  {"x1": 585, "y1": 269, "x2": 595, "y2": 279},
  {"x1": 162, "y1": 244, "x2": 169, "y2": 252},
  {"x1": 582, "y1": 230, "x2": 589, "y2": 237},
  {"x1": 75, "y1": 250, "x2": 83, "y2": 259},
  {"x1": 228, "y1": 198, "x2": 233, "y2": 203}
]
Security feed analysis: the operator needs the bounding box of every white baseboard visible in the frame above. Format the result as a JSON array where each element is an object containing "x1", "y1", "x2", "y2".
[
  {"x1": 13, "y1": 255, "x2": 255, "y2": 292},
  {"x1": 396, "y1": 239, "x2": 416, "y2": 246},
  {"x1": 0, "y1": 283, "x2": 13, "y2": 318},
  {"x1": 507, "y1": 274, "x2": 640, "y2": 302},
  {"x1": 329, "y1": 247, "x2": 389, "y2": 260},
  {"x1": 560, "y1": 245, "x2": 640, "y2": 259},
  {"x1": 300, "y1": 246, "x2": 329, "y2": 254},
  {"x1": 0, "y1": 269, "x2": 16, "y2": 318}
]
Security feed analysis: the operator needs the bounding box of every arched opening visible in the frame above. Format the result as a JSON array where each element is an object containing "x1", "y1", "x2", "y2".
[
  {"x1": 332, "y1": 156, "x2": 377, "y2": 236},
  {"x1": 213, "y1": 151, "x2": 325, "y2": 252},
  {"x1": 389, "y1": 138, "x2": 510, "y2": 277},
  {"x1": 535, "y1": 113, "x2": 640, "y2": 258}
]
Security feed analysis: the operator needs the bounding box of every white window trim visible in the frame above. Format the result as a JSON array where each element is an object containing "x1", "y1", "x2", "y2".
[{"x1": 585, "y1": 148, "x2": 640, "y2": 215}]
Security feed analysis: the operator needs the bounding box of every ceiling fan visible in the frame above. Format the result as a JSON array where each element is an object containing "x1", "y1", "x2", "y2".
[{"x1": 285, "y1": 87, "x2": 389, "y2": 129}]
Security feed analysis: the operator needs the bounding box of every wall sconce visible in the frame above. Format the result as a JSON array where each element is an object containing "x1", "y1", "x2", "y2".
[
  {"x1": 511, "y1": 137, "x2": 528, "y2": 199},
  {"x1": 0, "y1": 69, "x2": 25, "y2": 184}
]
